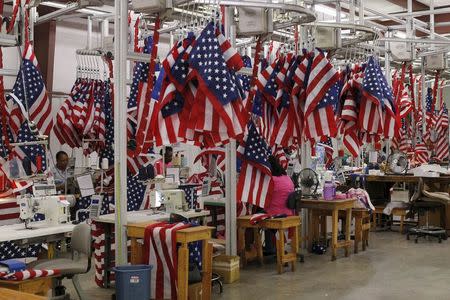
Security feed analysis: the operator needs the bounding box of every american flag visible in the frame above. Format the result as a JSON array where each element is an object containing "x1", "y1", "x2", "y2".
[
  {"x1": 144, "y1": 222, "x2": 192, "y2": 300},
  {"x1": 0, "y1": 241, "x2": 41, "y2": 261},
  {"x1": 0, "y1": 198, "x2": 19, "y2": 225},
  {"x1": 194, "y1": 148, "x2": 226, "y2": 173},
  {"x1": 398, "y1": 89, "x2": 413, "y2": 118},
  {"x1": 272, "y1": 146, "x2": 288, "y2": 170},
  {"x1": 398, "y1": 119, "x2": 412, "y2": 153},
  {"x1": 128, "y1": 37, "x2": 152, "y2": 138},
  {"x1": 360, "y1": 56, "x2": 391, "y2": 138},
  {"x1": 341, "y1": 93, "x2": 360, "y2": 157},
  {"x1": 414, "y1": 142, "x2": 429, "y2": 165},
  {"x1": 304, "y1": 80, "x2": 340, "y2": 140},
  {"x1": 186, "y1": 22, "x2": 245, "y2": 146},
  {"x1": 237, "y1": 121, "x2": 273, "y2": 209},
  {"x1": 53, "y1": 82, "x2": 82, "y2": 148},
  {"x1": 8, "y1": 44, "x2": 52, "y2": 139},
  {"x1": 135, "y1": 19, "x2": 161, "y2": 155},
  {"x1": 12, "y1": 122, "x2": 47, "y2": 173},
  {"x1": 127, "y1": 175, "x2": 149, "y2": 211},
  {"x1": 435, "y1": 104, "x2": 449, "y2": 161},
  {"x1": 0, "y1": 269, "x2": 59, "y2": 281},
  {"x1": 317, "y1": 137, "x2": 334, "y2": 170}
]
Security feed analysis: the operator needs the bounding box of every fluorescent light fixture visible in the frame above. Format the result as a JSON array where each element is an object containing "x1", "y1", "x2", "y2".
[
  {"x1": 40, "y1": 1, "x2": 109, "y2": 16},
  {"x1": 394, "y1": 31, "x2": 407, "y2": 39},
  {"x1": 315, "y1": 4, "x2": 347, "y2": 19}
]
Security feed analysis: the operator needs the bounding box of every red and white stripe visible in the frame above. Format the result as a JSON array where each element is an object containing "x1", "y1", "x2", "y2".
[
  {"x1": 304, "y1": 49, "x2": 339, "y2": 117},
  {"x1": 0, "y1": 269, "x2": 60, "y2": 281},
  {"x1": 0, "y1": 198, "x2": 20, "y2": 225},
  {"x1": 144, "y1": 222, "x2": 191, "y2": 300}
]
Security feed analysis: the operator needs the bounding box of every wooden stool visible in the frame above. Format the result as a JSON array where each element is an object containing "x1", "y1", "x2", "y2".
[
  {"x1": 236, "y1": 217, "x2": 264, "y2": 267},
  {"x1": 0, "y1": 277, "x2": 52, "y2": 296},
  {"x1": 371, "y1": 205, "x2": 407, "y2": 233},
  {"x1": 237, "y1": 216, "x2": 301, "y2": 274},
  {"x1": 260, "y1": 216, "x2": 300, "y2": 274},
  {"x1": 353, "y1": 209, "x2": 371, "y2": 253}
]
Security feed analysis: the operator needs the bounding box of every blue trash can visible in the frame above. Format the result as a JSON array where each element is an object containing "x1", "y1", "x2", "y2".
[{"x1": 113, "y1": 264, "x2": 152, "y2": 300}]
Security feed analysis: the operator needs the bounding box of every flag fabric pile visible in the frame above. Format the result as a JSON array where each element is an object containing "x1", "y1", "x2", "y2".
[
  {"x1": 143, "y1": 222, "x2": 202, "y2": 300},
  {"x1": 0, "y1": 268, "x2": 60, "y2": 281}
]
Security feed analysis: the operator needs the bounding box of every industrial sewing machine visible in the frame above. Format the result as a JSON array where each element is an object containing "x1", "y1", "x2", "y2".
[
  {"x1": 149, "y1": 189, "x2": 188, "y2": 213},
  {"x1": 17, "y1": 194, "x2": 74, "y2": 229}
]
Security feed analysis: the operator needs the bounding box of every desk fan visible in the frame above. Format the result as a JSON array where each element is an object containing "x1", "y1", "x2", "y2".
[
  {"x1": 386, "y1": 153, "x2": 409, "y2": 174},
  {"x1": 298, "y1": 168, "x2": 319, "y2": 198}
]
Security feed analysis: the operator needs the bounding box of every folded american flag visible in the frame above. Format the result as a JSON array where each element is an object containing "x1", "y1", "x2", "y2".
[
  {"x1": 143, "y1": 222, "x2": 197, "y2": 300},
  {"x1": 0, "y1": 268, "x2": 59, "y2": 281}
]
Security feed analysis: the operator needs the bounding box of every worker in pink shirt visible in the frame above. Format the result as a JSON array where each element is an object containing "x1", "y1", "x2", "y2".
[
  {"x1": 264, "y1": 155, "x2": 295, "y2": 255},
  {"x1": 266, "y1": 155, "x2": 295, "y2": 216}
]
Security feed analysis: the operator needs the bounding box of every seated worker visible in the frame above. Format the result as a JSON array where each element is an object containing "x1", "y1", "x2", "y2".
[
  {"x1": 266, "y1": 155, "x2": 295, "y2": 216},
  {"x1": 52, "y1": 151, "x2": 70, "y2": 193},
  {"x1": 154, "y1": 146, "x2": 174, "y2": 175},
  {"x1": 264, "y1": 156, "x2": 295, "y2": 255}
]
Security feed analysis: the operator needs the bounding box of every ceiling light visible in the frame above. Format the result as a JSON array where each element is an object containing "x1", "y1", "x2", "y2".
[
  {"x1": 314, "y1": 4, "x2": 347, "y2": 19},
  {"x1": 394, "y1": 31, "x2": 407, "y2": 39}
]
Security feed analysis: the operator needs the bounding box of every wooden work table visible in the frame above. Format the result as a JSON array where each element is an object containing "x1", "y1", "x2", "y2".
[
  {"x1": 126, "y1": 222, "x2": 214, "y2": 300},
  {"x1": 0, "y1": 288, "x2": 46, "y2": 300},
  {"x1": 359, "y1": 174, "x2": 450, "y2": 235},
  {"x1": 299, "y1": 198, "x2": 356, "y2": 261}
]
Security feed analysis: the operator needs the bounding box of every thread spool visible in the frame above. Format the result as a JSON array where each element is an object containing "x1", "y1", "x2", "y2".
[{"x1": 101, "y1": 158, "x2": 109, "y2": 170}]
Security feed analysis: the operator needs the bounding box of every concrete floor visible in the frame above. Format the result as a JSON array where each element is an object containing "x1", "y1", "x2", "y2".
[{"x1": 65, "y1": 231, "x2": 450, "y2": 300}]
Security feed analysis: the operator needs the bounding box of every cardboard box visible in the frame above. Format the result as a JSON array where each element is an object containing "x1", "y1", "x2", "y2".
[{"x1": 212, "y1": 255, "x2": 240, "y2": 284}]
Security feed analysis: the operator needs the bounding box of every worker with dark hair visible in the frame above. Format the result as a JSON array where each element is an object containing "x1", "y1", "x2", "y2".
[
  {"x1": 266, "y1": 155, "x2": 295, "y2": 216},
  {"x1": 52, "y1": 151, "x2": 69, "y2": 192},
  {"x1": 154, "y1": 146, "x2": 174, "y2": 174}
]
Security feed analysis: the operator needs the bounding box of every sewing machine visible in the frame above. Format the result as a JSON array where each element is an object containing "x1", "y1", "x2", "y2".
[
  {"x1": 16, "y1": 194, "x2": 74, "y2": 229},
  {"x1": 150, "y1": 189, "x2": 187, "y2": 213}
]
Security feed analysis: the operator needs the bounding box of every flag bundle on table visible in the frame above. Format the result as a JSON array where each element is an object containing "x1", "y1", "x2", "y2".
[
  {"x1": 0, "y1": 269, "x2": 60, "y2": 281},
  {"x1": 8, "y1": 43, "x2": 52, "y2": 139},
  {"x1": 237, "y1": 122, "x2": 273, "y2": 209},
  {"x1": 144, "y1": 222, "x2": 201, "y2": 300}
]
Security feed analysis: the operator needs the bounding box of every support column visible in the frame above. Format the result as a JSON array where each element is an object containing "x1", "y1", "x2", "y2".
[
  {"x1": 114, "y1": 0, "x2": 129, "y2": 265},
  {"x1": 33, "y1": 20, "x2": 56, "y2": 97}
]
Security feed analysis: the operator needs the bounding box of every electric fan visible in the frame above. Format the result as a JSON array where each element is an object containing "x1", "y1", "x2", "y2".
[
  {"x1": 298, "y1": 168, "x2": 319, "y2": 198},
  {"x1": 386, "y1": 153, "x2": 409, "y2": 174}
]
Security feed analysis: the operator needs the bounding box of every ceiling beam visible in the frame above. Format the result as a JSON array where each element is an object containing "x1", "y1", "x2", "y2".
[{"x1": 384, "y1": 0, "x2": 428, "y2": 11}]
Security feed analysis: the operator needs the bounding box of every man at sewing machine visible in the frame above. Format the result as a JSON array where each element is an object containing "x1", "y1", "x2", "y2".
[{"x1": 52, "y1": 151, "x2": 70, "y2": 193}]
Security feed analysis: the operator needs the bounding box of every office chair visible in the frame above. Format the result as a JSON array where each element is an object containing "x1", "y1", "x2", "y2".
[
  {"x1": 407, "y1": 178, "x2": 448, "y2": 243},
  {"x1": 29, "y1": 223, "x2": 92, "y2": 300}
]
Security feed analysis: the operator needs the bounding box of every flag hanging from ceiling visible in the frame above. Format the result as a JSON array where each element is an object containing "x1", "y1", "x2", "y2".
[
  {"x1": 237, "y1": 121, "x2": 273, "y2": 209},
  {"x1": 8, "y1": 43, "x2": 52, "y2": 139}
]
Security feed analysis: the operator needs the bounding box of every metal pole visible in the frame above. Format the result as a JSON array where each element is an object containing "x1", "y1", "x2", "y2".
[
  {"x1": 385, "y1": 31, "x2": 391, "y2": 158},
  {"x1": 421, "y1": 57, "x2": 426, "y2": 137},
  {"x1": 430, "y1": 0, "x2": 435, "y2": 51},
  {"x1": 87, "y1": 16, "x2": 93, "y2": 50},
  {"x1": 359, "y1": 0, "x2": 364, "y2": 25},
  {"x1": 113, "y1": 0, "x2": 128, "y2": 266},
  {"x1": 223, "y1": 6, "x2": 237, "y2": 256}
]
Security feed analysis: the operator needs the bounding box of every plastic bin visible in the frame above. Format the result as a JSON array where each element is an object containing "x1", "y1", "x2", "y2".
[{"x1": 113, "y1": 265, "x2": 152, "y2": 300}]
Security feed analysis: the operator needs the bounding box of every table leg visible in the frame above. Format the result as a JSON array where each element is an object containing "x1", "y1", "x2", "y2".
[
  {"x1": 47, "y1": 242, "x2": 55, "y2": 259},
  {"x1": 130, "y1": 237, "x2": 140, "y2": 264},
  {"x1": 201, "y1": 241, "x2": 212, "y2": 300},
  {"x1": 331, "y1": 209, "x2": 338, "y2": 261},
  {"x1": 177, "y1": 243, "x2": 189, "y2": 300},
  {"x1": 211, "y1": 206, "x2": 218, "y2": 237},
  {"x1": 308, "y1": 209, "x2": 314, "y2": 252},
  {"x1": 238, "y1": 226, "x2": 246, "y2": 267},
  {"x1": 104, "y1": 223, "x2": 112, "y2": 288},
  {"x1": 345, "y1": 208, "x2": 352, "y2": 257},
  {"x1": 354, "y1": 215, "x2": 362, "y2": 254},
  {"x1": 276, "y1": 229, "x2": 284, "y2": 274},
  {"x1": 320, "y1": 214, "x2": 327, "y2": 241},
  {"x1": 292, "y1": 225, "x2": 299, "y2": 272},
  {"x1": 254, "y1": 228, "x2": 264, "y2": 265}
]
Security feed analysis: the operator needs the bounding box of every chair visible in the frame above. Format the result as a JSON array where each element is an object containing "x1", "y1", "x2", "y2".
[
  {"x1": 29, "y1": 223, "x2": 92, "y2": 300},
  {"x1": 407, "y1": 178, "x2": 448, "y2": 243}
]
